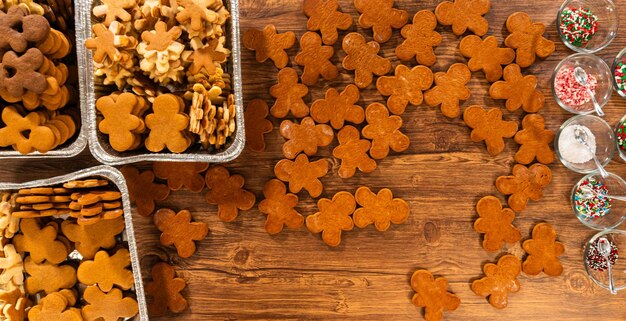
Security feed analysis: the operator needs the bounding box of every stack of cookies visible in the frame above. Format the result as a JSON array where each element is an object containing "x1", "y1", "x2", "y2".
[
  {"x1": 0, "y1": 178, "x2": 139, "y2": 321},
  {"x1": 87, "y1": 0, "x2": 237, "y2": 153},
  {"x1": 0, "y1": 2, "x2": 77, "y2": 154}
]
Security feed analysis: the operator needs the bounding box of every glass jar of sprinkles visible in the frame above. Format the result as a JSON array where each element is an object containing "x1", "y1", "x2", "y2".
[
  {"x1": 612, "y1": 47, "x2": 626, "y2": 98},
  {"x1": 572, "y1": 173, "x2": 626, "y2": 230},
  {"x1": 557, "y1": 0, "x2": 619, "y2": 53},
  {"x1": 615, "y1": 114, "x2": 626, "y2": 161},
  {"x1": 584, "y1": 229, "x2": 626, "y2": 293}
]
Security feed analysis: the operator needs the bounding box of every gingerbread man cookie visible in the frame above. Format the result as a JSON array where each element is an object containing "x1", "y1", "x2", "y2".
[
  {"x1": 204, "y1": 166, "x2": 256, "y2": 222},
  {"x1": 275, "y1": 154, "x2": 328, "y2": 198},
  {"x1": 522, "y1": 223, "x2": 565, "y2": 276},
  {"x1": 121, "y1": 165, "x2": 170, "y2": 217},
  {"x1": 410, "y1": 270, "x2": 461, "y2": 321},
  {"x1": 496, "y1": 164, "x2": 552, "y2": 212},
  {"x1": 333, "y1": 126, "x2": 377, "y2": 179},
  {"x1": 489, "y1": 64, "x2": 544, "y2": 113},
  {"x1": 342, "y1": 32, "x2": 392, "y2": 88},
  {"x1": 145, "y1": 94, "x2": 192, "y2": 153},
  {"x1": 96, "y1": 92, "x2": 144, "y2": 152},
  {"x1": 362, "y1": 103, "x2": 410, "y2": 159},
  {"x1": 258, "y1": 179, "x2": 304, "y2": 235},
  {"x1": 463, "y1": 106, "x2": 518, "y2": 156},
  {"x1": 24, "y1": 257, "x2": 76, "y2": 295},
  {"x1": 153, "y1": 208, "x2": 209, "y2": 258},
  {"x1": 0, "y1": 244, "x2": 24, "y2": 286},
  {"x1": 61, "y1": 217, "x2": 125, "y2": 259},
  {"x1": 310, "y1": 85, "x2": 364, "y2": 130},
  {"x1": 77, "y1": 249, "x2": 134, "y2": 292},
  {"x1": 306, "y1": 191, "x2": 356, "y2": 246},
  {"x1": 294, "y1": 32, "x2": 338, "y2": 85},
  {"x1": 354, "y1": 0, "x2": 409, "y2": 43},
  {"x1": 303, "y1": 0, "x2": 352, "y2": 45},
  {"x1": 435, "y1": 0, "x2": 490, "y2": 36},
  {"x1": 353, "y1": 186, "x2": 409, "y2": 231},
  {"x1": 145, "y1": 262, "x2": 188, "y2": 316},
  {"x1": 81, "y1": 286, "x2": 138, "y2": 321},
  {"x1": 13, "y1": 218, "x2": 68, "y2": 264},
  {"x1": 396, "y1": 10, "x2": 442, "y2": 66},
  {"x1": 0, "y1": 48, "x2": 47, "y2": 97},
  {"x1": 28, "y1": 290, "x2": 82, "y2": 321},
  {"x1": 279, "y1": 117, "x2": 334, "y2": 159},
  {"x1": 474, "y1": 196, "x2": 521, "y2": 252},
  {"x1": 471, "y1": 255, "x2": 521, "y2": 309},
  {"x1": 153, "y1": 162, "x2": 209, "y2": 193},
  {"x1": 243, "y1": 24, "x2": 296, "y2": 69},
  {"x1": 0, "y1": 6, "x2": 50, "y2": 53},
  {"x1": 460, "y1": 35, "x2": 515, "y2": 82},
  {"x1": 514, "y1": 114, "x2": 555, "y2": 165},
  {"x1": 270, "y1": 67, "x2": 310, "y2": 118},
  {"x1": 424, "y1": 63, "x2": 471, "y2": 118},
  {"x1": 505, "y1": 12, "x2": 555, "y2": 68},
  {"x1": 244, "y1": 99, "x2": 274, "y2": 152},
  {"x1": 376, "y1": 65, "x2": 433, "y2": 115}
]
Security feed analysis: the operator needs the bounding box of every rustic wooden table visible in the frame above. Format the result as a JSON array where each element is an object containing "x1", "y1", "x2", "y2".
[{"x1": 3, "y1": 0, "x2": 626, "y2": 320}]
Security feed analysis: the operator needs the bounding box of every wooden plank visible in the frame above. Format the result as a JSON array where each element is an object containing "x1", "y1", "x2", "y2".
[{"x1": 3, "y1": 0, "x2": 626, "y2": 320}]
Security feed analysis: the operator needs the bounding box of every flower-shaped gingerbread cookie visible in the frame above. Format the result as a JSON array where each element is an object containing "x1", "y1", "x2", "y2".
[
  {"x1": 333, "y1": 126, "x2": 377, "y2": 179},
  {"x1": 306, "y1": 191, "x2": 356, "y2": 246},
  {"x1": 145, "y1": 262, "x2": 188, "y2": 316},
  {"x1": 474, "y1": 196, "x2": 521, "y2": 252},
  {"x1": 243, "y1": 24, "x2": 296, "y2": 69},
  {"x1": 463, "y1": 106, "x2": 518, "y2": 156},
  {"x1": 377, "y1": 65, "x2": 434, "y2": 115},
  {"x1": 205, "y1": 166, "x2": 256, "y2": 222},
  {"x1": 85, "y1": 22, "x2": 137, "y2": 64},
  {"x1": 136, "y1": 21, "x2": 185, "y2": 82},
  {"x1": 496, "y1": 164, "x2": 552, "y2": 212},
  {"x1": 153, "y1": 162, "x2": 209, "y2": 193},
  {"x1": 505, "y1": 12, "x2": 555, "y2": 68},
  {"x1": 410, "y1": 270, "x2": 460, "y2": 321},
  {"x1": 77, "y1": 249, "x2": 134, "y2": 292},
  {"x1": 489, "y1": 64, "x2": 544, "y2": 113},
  {"x1": 460, "y1": 35, "x2": 515, "y2": 82},
  {"x1": 342, "y1": 32, "x2": 392, "y2": 89},
  {"x1": 353, "y1": 187, "x2": 409, "y2": 231},
  {"x1": 121, "y1": 165, "x2": 170, "y2": 217},
  {"x1": 176, "y1": 0, "x2": 221, "y2": 37},
  {"x1": 396, "y1": 10, "x2": 442, "y2": 66},
  {"x1": 303, "y1": 0, "x2": 352, "y2": 45},
  {"x1": 270, "y1": 67, "x2": 310, "y2": 118},
  {"x1": 275, "y1": 154, "x2": 328, "y2": 198},
  {"x1": 354, "y1": 0, "x2": 408, "y2": 43},
  {"x1": 424, "y1": 63, "x2": 471, "y2": 118},
  {"x1": 81, "y1": 286, "x2": 138, "y2": 321},
  {"x1": 523, "y1": 223, "x2": 565, "y2": 276},
  {"x1": 145, "y1": 93, "x2": 192, "y2": 153},
  {"x1": 514, "y1": 114, "x2": 555, "y2": 165},
  {"x1": 244, "y1": 99, "x2": 274, "y2": 152},
  {"x1": 153, "y1": 208, "x2": 209, "y2": 258},
  {"x1": 0, "y1": 6, "x2": 50, "y2": 53},
  {"x1": 13, "y1": 218, "x2": 68, "y2": 264},
  {"x1": 258, "y1": 179, "x2": 304, "y2": 235},
  {"x1": 471, "y1": 255, "x2": 521, "y2": 309},
  {"x1": 294, "y1": 32, "x2": 338, "y2": 85},
  {"x1": 435, "y1": 0, "x2": 490, "y2": 36},
  {"x1": 279, "y1": 117, "x2": 334, "y2": 159},
  {"x1": 362, "y1": 103, "x2": 410, "y2": 159},
  {"x1": 310, "y1": 85, "x2": 364, "y2": 130}
]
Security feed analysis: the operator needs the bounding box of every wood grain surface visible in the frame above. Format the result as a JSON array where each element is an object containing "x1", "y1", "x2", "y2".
[{"x1": 3, "y1": 0, "x2": 626, "y2": 320}]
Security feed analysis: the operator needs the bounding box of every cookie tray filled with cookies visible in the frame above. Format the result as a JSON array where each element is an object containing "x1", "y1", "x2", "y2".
[
  {"x1": 0, "y1": 165, "x2": 148, "y2": 320},
  {"x1": 76, "y1": 0, "x2": 245, "y2": 165},
  {"x1": 0, "y1": 0, "x2": 88, "y2": 159}
]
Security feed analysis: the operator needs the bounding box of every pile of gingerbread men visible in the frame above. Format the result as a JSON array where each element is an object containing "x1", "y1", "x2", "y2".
[
  {"x1": 86, "y1": 0, "x2": 237, "y2": 153},
  {"x1": 0, "y1": 2, "x2": 76, "y2": 154},
  {"x1": 0, "y1": 179, "x2": 140, "y2": 321},
  {"x1": 239, "y1": 0, "x2": 565, "y2": 320}
]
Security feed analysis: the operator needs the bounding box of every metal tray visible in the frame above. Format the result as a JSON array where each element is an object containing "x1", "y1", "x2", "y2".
[
  {"x1": 0, "y1": 1, "x2": 88, "y2": 159},
  {"x1": 0, "y1": 165, "x2": 148, "y2": 321},
  {"x1": 76, "y1": 0, "x2": 246, "y2": 165}
]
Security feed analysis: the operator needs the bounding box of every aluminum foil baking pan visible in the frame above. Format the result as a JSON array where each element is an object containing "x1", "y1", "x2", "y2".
[
  {"x1": 0, "y1": 0, "x2": 88, "y2": 159},
  {"x1": 0, "y1": 165, "x2": 148, "y2": 321},
  {"x1": 76, "y1": 0, "x2": 245, "y2": 165}
]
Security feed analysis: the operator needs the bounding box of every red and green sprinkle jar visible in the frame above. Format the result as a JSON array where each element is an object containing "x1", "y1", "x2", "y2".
[
  {"x1": 616, "y1": 116, "x2": 626, "y2": 154},
  {"x1": 586, "y1": 238, "x2": 619, "y2": 272},
  {"x1": 559, "y1": 7, "x2": 599, "y2": 48}
]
